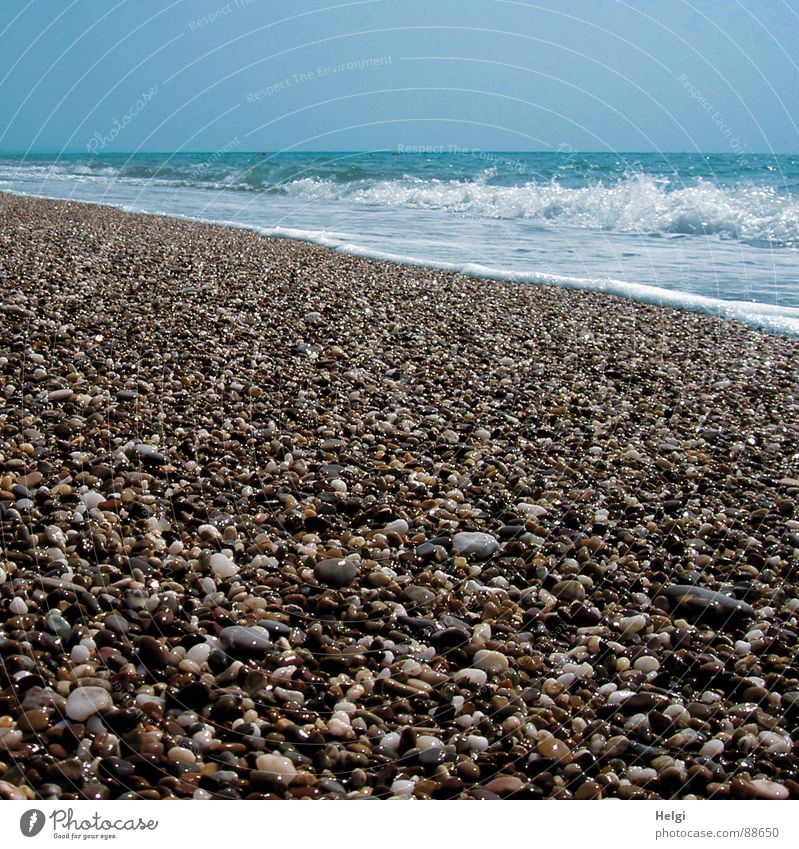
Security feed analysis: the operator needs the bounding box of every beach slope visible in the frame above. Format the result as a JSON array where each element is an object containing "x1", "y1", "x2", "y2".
[{"x1": 1, "y1": 194, "x2": 798, "y2": 800}]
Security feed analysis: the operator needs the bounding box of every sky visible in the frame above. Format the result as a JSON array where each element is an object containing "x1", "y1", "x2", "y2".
[{"x1": 0, "y1": 0, "x2": 798, "y2": 154}]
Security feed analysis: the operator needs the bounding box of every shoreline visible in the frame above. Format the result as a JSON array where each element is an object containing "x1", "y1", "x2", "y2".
[
  {"x1": 1, "y1": 188, "x2": 797, "y2": 338},
  {"x1": 1, "y1": 192, "x2": 799, "y2": 801}
]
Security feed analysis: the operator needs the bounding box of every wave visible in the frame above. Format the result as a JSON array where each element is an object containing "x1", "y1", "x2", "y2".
[
  {"x1": 279, "y1": 174, "x2": 799, "y2": 246},
  {"x1": 2, "y1": 157, "x2": 799, "y2": 245}
]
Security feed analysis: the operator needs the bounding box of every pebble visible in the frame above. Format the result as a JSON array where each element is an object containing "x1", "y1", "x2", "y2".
[
  {"x1": 619, "y1": 614, "x2": 647, "y2": 634},
  {"x1": 65, "y1": 687, "x2": 113, "y2": 721},
  {"x1": 485, "y1": 776, "x2": 524, "y2": 795},
  {"x1": 314, "y1": 557, "x2": 358, "y2": 587},
  {"x1": 665, "y1": 584, "x2": 755, "y2": 617},
  {"x1": 551, "y1": 580, "x2": 586, "y2": 602},
  {"x1": 219, "y1": 626, "x2": 271, "y2": 654},
  {"x1": 209, "y1": 551, "x2": 239, "y2": 579},
  {"x1": 255, "y1": 754, "x2": 297, "y2": 782},
  {"x1": 633, "y1": 656, "x2": 660, "y2": 674},
  {"x1": 472, "y1": 649, "x2": 509, "y2": 674},
  {"x1": 451, "y1": 531, "x2": 499, "y2": 559},
  {"x1": 699, "y1": 739, "x2": 725, "y2": 759},
  {"x1": 452, "y1": 668, "x2": 488, "y2": 686},
  {"x1": 537, "y1": 735, "x2": 573, "y2": 764},
  {"x1": 739, "y1": 779, "x2": 789, "y2": 800},
  {"x1": 8, "y1": 598, "x2": 28, "y2": 615}
]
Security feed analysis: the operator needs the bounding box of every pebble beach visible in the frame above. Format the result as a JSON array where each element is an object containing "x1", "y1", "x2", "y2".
[{"x1": 1, "y1": 192, "x2": 798, "y2": 800}]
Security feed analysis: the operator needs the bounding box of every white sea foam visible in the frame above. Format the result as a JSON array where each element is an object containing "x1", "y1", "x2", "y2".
[
  {"x1": 255, "y1": 224, "x2": 799, "y2": 336},
  {"x1": 3, "y1": 159, "x2": 798, "y2": 244},
  {"x1": 279, "y1": 174, "x2": 799, "y2": 246}
]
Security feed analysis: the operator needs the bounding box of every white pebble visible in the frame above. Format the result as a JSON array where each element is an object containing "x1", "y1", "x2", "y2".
[
  {"x1": 168, "y1": 746, "x2": 196, "y2": 764},
  {"x1": 633, "y1": 656, "x2": 660, "y2": 674},
  {"x1": 607, "y1": 690, "x2": 634, "y2": 706},
  {"x1": 193, "y1": 729, "x2": 214, "y2": 749},
  {"x1": 65, "y1": 686, "x2": 112, "y2": 721},
  {"x1": 759, "y1": 731, "x2": 791, "y2": 755},
  {"x1": 186, "y1": 643, "x2": 212, "y2": 665},
  {"x1": 452, "y1": 531, "x2": 499, "y2": 559},
  {"x1": 472, "y1": 623, "x2": 492, "y2": 646},
  {"x1": 383, "y1": 519, "x2": 409, "y2": 535},
  {"x1": 255, "y1": 753, "x2": 296, "y2": 781},
  {"x1": 80, "y1": 490, "x2": 105, "y2": 510},
  {"x1": 391, "y1": 779, "x2": 415, "y2": 796},
  {"x1": 416, "y1": 735, "x2": 443, "y2": 751},
  {"x1": 0, "y1": 729, "x2": 23, "y2": 749},
  {"x1": 8, "y1": 598, "x2": 27, "y2": 615},
  {"x1": 327, "y1": 717, "x2": 352, "y2": 737},
  {"x1": 453, "y1": 667, "x2": 487, "y2": 686},
  {"x1": 380, "y1": 732, "x2": 400, "y2": 754},
  {"x1": 209, "y1": 551, "x2": 239, "y2": 579},
  {"x1": 467, "y1": 734, "x2": 489, "y2": 753},
  {"x1": 619, "y1": 614, "x2": 647, "y2": 634},
  {"x1": 516, "y1": 502, "x2": 548, "y2": 518},
  {"x1": 700, "y1": 739, "x2": 725, "y2": 758}
]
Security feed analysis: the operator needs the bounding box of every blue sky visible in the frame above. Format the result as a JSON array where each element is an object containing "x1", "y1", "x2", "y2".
[{"x1": 1, "y1": 0, "x2": 797, "y2": 153}]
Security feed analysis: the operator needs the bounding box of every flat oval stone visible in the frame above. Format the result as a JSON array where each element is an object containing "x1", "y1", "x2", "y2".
[
  {"x1": 472, "y1": 649, "x2": 509, "y2": 674},
  {"x1": 219, "y1": 626, "x2": 270, "y2": 653},
  {"x1": 257, "y1": 619, "x2": 291, "y2": 639},
  {"x1": 452, "y1": 531, "x2": 499, "y2": 559},
  {"x1": 48, "y1": 388, "x2": 75, "y2": 403},
  {"x1": 485, "y1": 775, "x2": 525, "y2": 795},
  {"x1": 314, "y1": 558, "x2": 358, "y2": 588},
  {"x1": 537, "y1": 735, "x2": 573, "y2": 764},
  {"x1": 80, "y1": 491, "x2": 105, "y2": 510},
  {"x1": 134, "y1": 444, "x2": 167, "y2": 466},
  {"x1": 419, "y1": 746, "x2": 454, "y2": 766},
  {"x1": 255, "y1": 753, "x2": 296, "y2": 782},
  {"x1": 740, "y1": 778, "x2": 789, "y2": 800},
  {"x1": 452, "y1": 667, "x2": 488, "y2": 686},
  {"x1": 66, "y1": 686, "x2": 112, "y2": 721},
  {"x1": 665, "y1": 584, "x2": 754, "y2": 617}
]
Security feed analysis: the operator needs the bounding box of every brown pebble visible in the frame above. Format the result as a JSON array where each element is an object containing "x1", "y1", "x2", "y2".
[{"x1": 484, "y1": 775, "x2": 525, "y2": 795}]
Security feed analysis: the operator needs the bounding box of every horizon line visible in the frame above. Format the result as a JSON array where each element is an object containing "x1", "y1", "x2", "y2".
[{"x1": 1, "y1": 149, "x2": 796, "y2": 156}]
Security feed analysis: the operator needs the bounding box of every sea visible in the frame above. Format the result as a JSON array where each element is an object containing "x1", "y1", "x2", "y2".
[{"x1": 2, "y1": 151, "x2": 798, "y2": 335}]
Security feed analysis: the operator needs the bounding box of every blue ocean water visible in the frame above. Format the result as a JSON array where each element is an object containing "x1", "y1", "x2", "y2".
[{"x1": 2, "y1": 151, "x2": 798, "y2": 334}]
